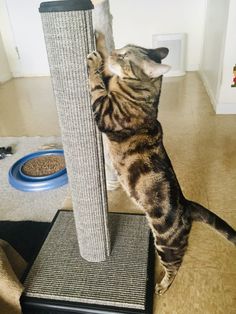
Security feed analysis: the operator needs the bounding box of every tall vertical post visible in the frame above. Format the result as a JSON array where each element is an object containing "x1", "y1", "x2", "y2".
[{"x1": 39, "y1": 0, "x2": 110, "y2": 262}]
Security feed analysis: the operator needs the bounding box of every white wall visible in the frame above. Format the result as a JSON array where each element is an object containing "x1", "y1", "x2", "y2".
[
  {"x1": 109, "y1": 0, "x2": 206, "y2": 71},
  {"x1": 200, "y1": 0, "x2": 230, "y2": 109},
  {"x1": 200, "y1": 0, "x2": 236, "y2": 114},
  {"x1": 0, "y1": 32, "x2": 11, "y2": 83},
  {"x1": 217, "y1": 0, "x2": 236, "y2": 113},
  {"x1": 0, "y1": 0, "x2": 206, "y2": 77},
  {"x1": 0, "y1": 0, "x2": 49, "y2": 77},
  {"x1": 0, "y1": 0, "x2": 15, "y2": 81}
]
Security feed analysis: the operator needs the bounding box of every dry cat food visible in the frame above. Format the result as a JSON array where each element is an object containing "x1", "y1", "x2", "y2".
[{"x1": 21, "y1": 155, "x2": 66, "y2": 177}]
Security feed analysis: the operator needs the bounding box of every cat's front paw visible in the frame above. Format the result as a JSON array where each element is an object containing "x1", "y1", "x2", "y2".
[
  {"x1": 95, "y1": 30, "x2": 105, "y2": 41},
  {"x1": 87, "y1": 51, "x2": 103, "y2": 73},
  {"x1": 95, "y1": 31, "x2": 106, "y2": 50}
]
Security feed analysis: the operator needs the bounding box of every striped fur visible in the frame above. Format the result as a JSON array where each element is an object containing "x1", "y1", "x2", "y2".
[{"x1": 87, "y1": 32, "x2": 236, "y2": 295}]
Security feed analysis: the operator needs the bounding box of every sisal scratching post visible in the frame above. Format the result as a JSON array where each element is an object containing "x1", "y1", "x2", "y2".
[
  {"x1": 21, "y1": 1, "x2": 155, "y2": 313},
  {"x1": 39, "y1": 0, "x2": 110, "y2": 262}
]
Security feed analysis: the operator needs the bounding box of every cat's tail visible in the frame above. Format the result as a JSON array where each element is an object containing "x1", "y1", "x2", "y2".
[{"x1": 189, "y1": 201, "x2": 236, "y2": 246}]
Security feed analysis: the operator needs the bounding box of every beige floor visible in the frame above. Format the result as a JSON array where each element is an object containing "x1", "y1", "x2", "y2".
[{"x1": 0, "y1": 73, "x2": 236, "y2": 313}]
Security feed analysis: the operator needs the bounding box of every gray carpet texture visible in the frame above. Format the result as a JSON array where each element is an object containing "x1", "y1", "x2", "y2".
[
  {"x1": 0, "y1": 136, "x2": 68, "y2": 222},
  {"x1": 23, "y1": 211, "x2": 151, "y2": 310}
]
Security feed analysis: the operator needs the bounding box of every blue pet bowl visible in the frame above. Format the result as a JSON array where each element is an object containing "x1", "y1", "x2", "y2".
[{"x1": 8, "y1": 150, "x2": 68, "y2": 192}]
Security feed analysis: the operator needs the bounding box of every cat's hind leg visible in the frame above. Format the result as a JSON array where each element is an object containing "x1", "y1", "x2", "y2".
[{"x1": 155, "y1": 245, "x2": 187, "y2": 295}]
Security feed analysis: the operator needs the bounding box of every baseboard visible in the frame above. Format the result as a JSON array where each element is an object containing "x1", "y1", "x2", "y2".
[
  {"x1": 0, "y1": 72, "x2": 12, "y2": 84},
  {"x1": 199, "y1": 71, "x2": 236, "y2": 114},
  {"x1": 12, "y1": 72, "x2": 50, "y2": 78},
  {"x1": 215, "y1": 102, "x2": 236, "y2": 114},
  {"x1": 198, "y1": 70, "x2": 217, "y2": 111}
]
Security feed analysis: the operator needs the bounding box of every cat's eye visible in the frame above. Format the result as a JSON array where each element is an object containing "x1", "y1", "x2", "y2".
[
  {"x1": 117, "y1": 52, "x2": 129, "y2": 60},
  {"x1": 117, "y1": 54, "x2": 126, "y2": 60}
]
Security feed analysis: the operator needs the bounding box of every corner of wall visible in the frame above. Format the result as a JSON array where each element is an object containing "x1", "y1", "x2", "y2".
[
  {"x1": 0, "y1": 32, "x2": 12, "y2": 84},
  {"x1": 198, "y1": 70, "x2": 217, "y2": 111}
]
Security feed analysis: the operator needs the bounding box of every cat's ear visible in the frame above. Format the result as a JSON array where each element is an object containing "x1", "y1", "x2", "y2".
[
  {"x1": 142, "y1": 60, "x2": 170, "y2": 78},
  {"x1": 148, "y1": 47, "x2": 169, "y2": 62}
]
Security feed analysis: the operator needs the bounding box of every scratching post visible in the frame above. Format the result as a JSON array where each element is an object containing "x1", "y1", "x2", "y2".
[
  {"x1": 92, "y1": 0, "x2": 114, "y2": 53},
  {"x1": 21, "y1": 1, "x2": 154, "y2": 313},
  {"x1": 39, "y1": 0, "x2": 110, "y2": 262}
]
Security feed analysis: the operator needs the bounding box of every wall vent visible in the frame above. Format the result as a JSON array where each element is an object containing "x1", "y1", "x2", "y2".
[{"x1": 152, "y1": 33, "x2": 186, "y2": 77}]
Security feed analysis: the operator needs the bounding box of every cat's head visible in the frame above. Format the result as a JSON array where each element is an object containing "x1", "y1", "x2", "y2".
[{"x1": 108, "y1": 45, "x2": 170, "y2": 80}]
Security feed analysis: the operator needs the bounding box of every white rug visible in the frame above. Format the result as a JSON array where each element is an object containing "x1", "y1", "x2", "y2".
[{"x1": 0, "y1": 137, "x2": 69, "y2": 222}]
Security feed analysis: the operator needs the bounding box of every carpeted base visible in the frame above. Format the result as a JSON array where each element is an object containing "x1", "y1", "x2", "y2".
[{"x1": 21, "y1": 211, "x2": 155, "y2": 314}]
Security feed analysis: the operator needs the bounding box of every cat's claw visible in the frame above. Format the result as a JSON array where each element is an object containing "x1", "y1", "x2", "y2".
[{"x1": 87, "y1": 50, "x2": 101, "y2": 59}]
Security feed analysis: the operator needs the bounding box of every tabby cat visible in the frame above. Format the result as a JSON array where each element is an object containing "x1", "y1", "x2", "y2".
[{"x1": 87, "y1": 32, "x2": 236, "y2": 295}]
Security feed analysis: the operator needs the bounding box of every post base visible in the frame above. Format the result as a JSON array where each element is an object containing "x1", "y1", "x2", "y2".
[{"x1": 21, "y1": 210, "x2": 155, "y2": 314}]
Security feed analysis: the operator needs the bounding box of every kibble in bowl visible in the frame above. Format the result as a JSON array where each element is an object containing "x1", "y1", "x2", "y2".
[{"x1": 21, "y1": 155, "x2": 66, "y2": 177}]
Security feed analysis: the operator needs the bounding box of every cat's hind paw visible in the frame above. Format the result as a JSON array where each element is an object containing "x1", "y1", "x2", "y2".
[
  {"x1": 155, "y1": 283, "x2": 169, "y2": 295},
  {"x1": 155, "y1": 272, "x2": 177, "y2": 295}
]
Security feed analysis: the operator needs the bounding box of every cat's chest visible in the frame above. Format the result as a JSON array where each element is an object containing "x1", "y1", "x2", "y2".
[
  {"x1": 106, "y1": 140, "x2": 130, "y2": 179},
  {"x1": 107, "y1": 143, "x2": 125, "y2": 175},
  {"x1": 106, "y1": 140, "x2": 139, "y2": 194}
]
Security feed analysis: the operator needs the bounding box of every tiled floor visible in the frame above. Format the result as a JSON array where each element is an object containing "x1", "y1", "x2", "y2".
[{"x1": 0, "y1": 73, "x2": 236, "y2": 313}]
